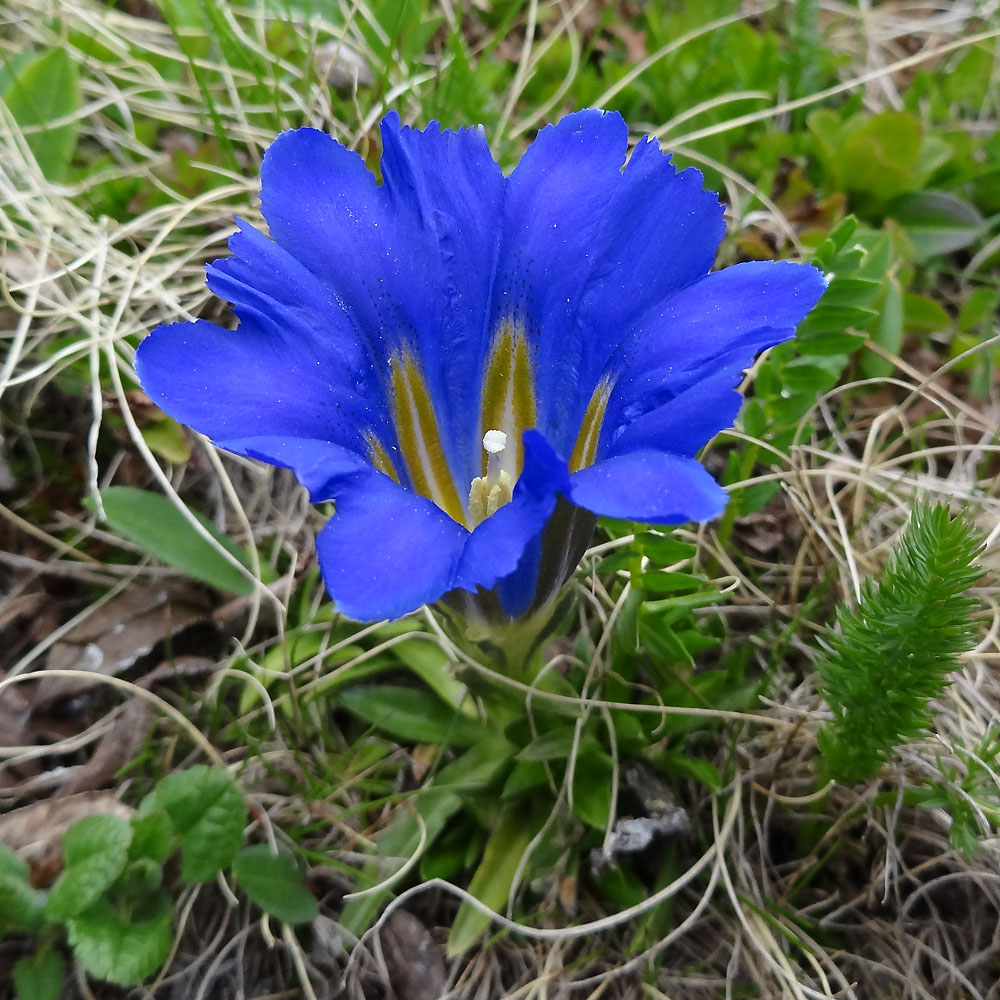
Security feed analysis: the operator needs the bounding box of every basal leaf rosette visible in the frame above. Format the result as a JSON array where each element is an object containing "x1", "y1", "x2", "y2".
[{"x1": 136, "y1": 110, "x2": 826, "y2": 629}]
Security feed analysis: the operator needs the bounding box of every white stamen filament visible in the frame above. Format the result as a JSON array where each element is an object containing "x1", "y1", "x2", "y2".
[{"x1": 483, "y1": 429, "x2": 507, "y2": 488}]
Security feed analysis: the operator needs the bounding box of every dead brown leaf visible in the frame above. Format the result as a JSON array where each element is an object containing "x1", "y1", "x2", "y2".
[
  {"x1": 379, "y1": 910, "x2": 449, "y2": 1000},
  {"x1": 0, "y1": 790, "x2": 133, "y2": 876},
  {"x1": 0, "y1": 678, "x2": 43, "y2": 791},
  {"x1": 0, "y1": 592, "x2": 47, "y2": 632},
  {"x1": 0, "y1": 584, "x2": 224, "y2": 801},
  {"x1": 59, "y1": 699, "x2": 154, "y2": 797},
  {"x1": 137, "y1": 653, "x2": 219, "y2": 689},
  {"x1": 37, "y1": 582, "x2": 217, "y2": 706},
  {"x1": 0, "y1": 452, "x2": 14, "y2": 493}
]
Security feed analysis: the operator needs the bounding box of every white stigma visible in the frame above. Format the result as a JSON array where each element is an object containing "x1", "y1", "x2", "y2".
[
  {"x1": 483, "y1": 429, "x2": 507, "y2": 488},
  {"x1": 483, "y1": 429, "x2": 507, "y2": 454}
]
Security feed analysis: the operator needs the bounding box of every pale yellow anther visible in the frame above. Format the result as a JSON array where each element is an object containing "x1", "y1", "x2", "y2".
[{"x1": 468, "y1": 430, "x2": 514, "y2": 529}]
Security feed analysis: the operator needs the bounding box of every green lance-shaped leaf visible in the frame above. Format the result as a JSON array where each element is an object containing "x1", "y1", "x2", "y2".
[
  {"x1": 446, "y1": 804, "x2": 537, "y2": 956},
  {"x1": 816, "y1": 502, "x2": 984, "y2": 784},
  {"x1": 1, "y1": 48, "x2": 80, "y2": 181},
  {"x1": 338, "y1": 684, "x2": 485, "y2": 747},
  {"x1": 232, "y1": 845, "x2": 318, "y2": 925},
  {"x1": 860, "y1": 271, "x2": 903, "y2": 380},
  {"x1": 888, "y1": 190, "x2": 986, "y2": 261},
  {"x1": 97, "y1": 487, "x2": 253, "y2": 595},
  {"x1": 339, "y1": 737, "x2": 512, "y2": 938}
]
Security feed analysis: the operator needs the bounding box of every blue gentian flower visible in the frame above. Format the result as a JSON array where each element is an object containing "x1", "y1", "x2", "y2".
[{"x1": 136, "y1": 110, "x2": 826, "y2": 625}]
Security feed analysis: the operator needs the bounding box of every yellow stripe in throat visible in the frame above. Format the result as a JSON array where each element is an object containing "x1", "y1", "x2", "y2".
[
  {"x1": 569, "y1": 376, "x2": 614, "y2": 472},
  {"x1": 363, "y1": 430, "x2": 400, "y2": 483},
  {"x1": 389, "y1": 348, "x2": 466, "y2": 525},
  {"x1": 479, "y1": 318, "x2": 537, "y2": 479}
]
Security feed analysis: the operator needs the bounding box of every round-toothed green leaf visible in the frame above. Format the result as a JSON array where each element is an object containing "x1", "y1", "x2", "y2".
[
  {"x1": 142, "y1": 766, "x2": 246, "y2": 883},
  {"x1": 66, "y1": 892, "x2": 172, "y2": 986},
  {"x1": 46, "y1": 814, "x2": 132, "y2": 922}
]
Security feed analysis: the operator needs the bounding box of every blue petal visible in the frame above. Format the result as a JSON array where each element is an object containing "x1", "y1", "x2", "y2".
[
  {"x1": 316, "y1": 432, "x2": 579, "y2": 623},
  {"x1": 135, "y1": 319, "x2": 373, "y2": 452},
  {"x1": 258, "y1": 126, "x2": 432, "y2": 388},
  {"x1": 315, "y1": 468, "x2": 468, "y2": 621},
  {"x1": 495, "y1": 534, "x2": 545, "y2": 619},
  {"x1": 569, "y1": 451, "x2": 728, "y2": 524},
  {"x1": 496, "y1": 110, "x2": 632, "y2": 444},
  {"x1": 258, "y1": 120, "x2": 505, "y2": 485},
  {"x1": 576, "y1": 135, "x2": 725, "y2": 355},
  {"x1": 623, "y1": 260, "x2": 827, "y2": 375},
  {"x1": 135, "y1": 205, "x2": 399, "y2": 457},
  {"x1": 258, "y1": 126, "x2": 390, "y2": 342},
  {"x1": 379, "y1": 115, "x2": 506, "y2": 484},
  {"x1": 206, "y1": 219, "x2": 370, "y2": 374},
  {"x1": 602, "y1": 260, "x2": 827, "y2": 451},
  {"x1": 496, "y1": 112, "x2": 726, "y2": 455},
  {"x1": 493, "y1": 436, "x2": 581, "y2": 616},
  {"x1": 214, "y1": 436, "x2": 369, "y2": 502},
  {"x1": 455, "y1": 433, "x2": 602, "y2": 620},
  {"x1": 605, "y1": 365, "x2": 746, "y2": 458}
]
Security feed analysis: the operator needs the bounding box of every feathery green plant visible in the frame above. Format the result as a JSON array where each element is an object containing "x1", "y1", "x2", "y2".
[{"x1": 816, "y1": 502, "x2": 984, "y2": 785}]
